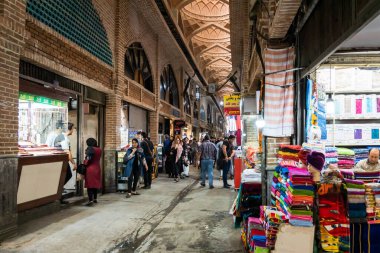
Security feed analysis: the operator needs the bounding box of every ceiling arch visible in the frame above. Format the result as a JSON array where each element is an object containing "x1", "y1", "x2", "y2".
[
  {"x1": 168, "y1": 0, "x2": 232, "y2": 93},
  {"x1": 200, "y1": 44, "x2": 230, "y2": 55},
  {"x1": 187, "y1": 23, "x2": 229, "y2": 41}
]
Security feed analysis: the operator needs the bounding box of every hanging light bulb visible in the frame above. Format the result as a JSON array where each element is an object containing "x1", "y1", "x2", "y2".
[
  {"x1": 326, "y1": 93, "x2": 335, "y2": 115},
  {"x1": 255, "y1": 115, "x2": 266, "y2": 129}
]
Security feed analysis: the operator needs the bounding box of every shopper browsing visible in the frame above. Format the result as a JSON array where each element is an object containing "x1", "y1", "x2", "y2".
[
  {"x1": 199, "y1": 135, "x2": 217, "y2": 189},
  {"x1": 123, "y1": 138, "x2": 148, "y2": 198},
  {"x1": 354, "y1": 148, "x2": 380, "y2": 172}
]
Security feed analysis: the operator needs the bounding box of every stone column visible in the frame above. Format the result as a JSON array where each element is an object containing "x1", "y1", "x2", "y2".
[{"x1": 0, "y1": 0, "x2": 27, "y2": 241}]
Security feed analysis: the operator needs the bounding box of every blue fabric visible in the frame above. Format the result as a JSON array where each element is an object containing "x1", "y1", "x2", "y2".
[
  {"x1": 305, "y1": 79, "x2": 313, "y2": 141},
  {"x1": 318, "y1": 101, "x2": 327, "y2": 140},
  {"x1": 351, "y1": 222, "x2": 380, "y2": 253},
  {"x1": 201, "y1": 159, "x2": 214, "y2": 187},
  {"x1": 289, "y1": 219, "x2": 313, "y2": 227},
  {"x1": 123, "y1": 147, "x2": 145, "y2": 177},
  {"x1": 163, "y1": 139, "x2": 171, "y2": 153}
]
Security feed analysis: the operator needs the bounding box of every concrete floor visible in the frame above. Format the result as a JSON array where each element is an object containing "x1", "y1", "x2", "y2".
[{"x1": 0, "y1": 168, "x2": 243, "y2": 253}]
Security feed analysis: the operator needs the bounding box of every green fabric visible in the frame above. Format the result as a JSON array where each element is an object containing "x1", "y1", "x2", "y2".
[
  {"x1": 287, "y1": 208, "x2": 313, "y2": 216},
  {"x1": 337, "y1": 148, "x2": 355, "y2": 156},
  {"x1": 254, "y1": 246, "x2": 270, "y2": 253},
  {"x1": 288, "y1": 187, "x2": 314, "y2": 196},
  {"x1": 346, "y1": 183, "x2": 365, "y2": 189}
]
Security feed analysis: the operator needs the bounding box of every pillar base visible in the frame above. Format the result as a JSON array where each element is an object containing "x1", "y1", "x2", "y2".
[
  {"x1": 103, "y1": 150, "x2": 117, "y2": 193},
  {"x1": 0, "y1": 157, "x2": 18, "y2": 242}
]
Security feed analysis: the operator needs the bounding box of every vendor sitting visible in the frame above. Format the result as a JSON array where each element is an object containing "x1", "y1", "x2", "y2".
[{"x1": 354, "y1": 148, "x2": 380, "y2": 172}]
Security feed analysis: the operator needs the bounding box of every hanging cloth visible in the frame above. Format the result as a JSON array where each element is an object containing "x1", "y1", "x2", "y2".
[{"x1": 263, "y1": 47, "x2": 295, "y2": 137}]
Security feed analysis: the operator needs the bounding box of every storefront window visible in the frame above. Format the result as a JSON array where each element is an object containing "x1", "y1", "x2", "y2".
[{"x1": 18, "y1": 92, "x2": 68, "y2": 146}]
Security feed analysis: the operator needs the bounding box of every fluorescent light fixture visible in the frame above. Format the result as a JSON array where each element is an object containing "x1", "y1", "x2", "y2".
[{"x1": 326, "y1": 94, "x2": 335, "y2": 115}]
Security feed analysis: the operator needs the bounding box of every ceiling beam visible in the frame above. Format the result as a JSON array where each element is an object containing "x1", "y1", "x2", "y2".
[{"x1": 186, "y1": 23, "x2": 230, "y2": 40}]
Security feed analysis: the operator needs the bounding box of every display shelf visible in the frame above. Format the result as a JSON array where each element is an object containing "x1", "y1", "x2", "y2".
[
  {"x1": 326, "y1": 90, "x2": 380, "y2": 95},
  {"x1": 324, "y1": 143, "x2": 374, "y2": 147},
  {"x1": 116, "y1": 151, "x2": 127, "y2": 192},
  {"x1": 327, "y1": 116, "x2": 380, "y2": 120}
]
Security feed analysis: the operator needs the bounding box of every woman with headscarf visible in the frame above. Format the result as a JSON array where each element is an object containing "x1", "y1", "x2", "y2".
[
  {"x1": 84, "y1": 138, "x2": 102, "y2": 206},
  {"x1": 170, "y1": 136, "x2": 183, "y2": 182},
  {"x1": 123, "y1": 138, "x2": 148, "y2": 198}
]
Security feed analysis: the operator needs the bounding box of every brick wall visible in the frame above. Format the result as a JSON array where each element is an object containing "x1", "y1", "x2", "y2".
[
  {"x1": 265, "y1": 137, "x2": 291, "y2": 168},
  {"x1": 0, "y1": 0, "x2": 27, "y2": 155},
  {"x1": 24, "y1": 18, "x2": 113, "y2": 89},
  {"x1": 0, "y1": 0, "x2": 27, "y2": 241}
]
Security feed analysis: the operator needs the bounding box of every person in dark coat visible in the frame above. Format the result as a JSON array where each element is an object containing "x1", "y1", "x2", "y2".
[
  {"x1": 123, "y1": 138, "x2": 148, "y2": 198},
  {"x1": 140, "y1": 132, "x2": 154, "y2": 189},
  {"x1": 84, "y1": 138, "x2": 102, "y2": 206}
]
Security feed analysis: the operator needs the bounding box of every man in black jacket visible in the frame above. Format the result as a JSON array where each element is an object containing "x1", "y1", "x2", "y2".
[{"x1": 140, "y1": 132, "x2": 154, "y2": 189}]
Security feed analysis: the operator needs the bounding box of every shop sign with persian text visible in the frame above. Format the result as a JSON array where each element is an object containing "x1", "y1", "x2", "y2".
[{"x1": 223, "y1": 95, "x2": 240, "y2": 115}]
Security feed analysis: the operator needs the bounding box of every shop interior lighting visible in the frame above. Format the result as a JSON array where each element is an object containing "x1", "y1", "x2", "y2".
[
  {"x1": 195, "y1": 86, "x2": 200, "y2": 101},
  {"x1": 326, "y1": 93, "x2": 335, "y2": 115},
  {"x1": 255, "y1": 115, "x2": 266, "y2": 129},
  {"x1": 219, "y1": 100, "x2": 223, "y2": 106},
  {"x1": 326, "y1": 64, "x2": 335, "y2": 115}
]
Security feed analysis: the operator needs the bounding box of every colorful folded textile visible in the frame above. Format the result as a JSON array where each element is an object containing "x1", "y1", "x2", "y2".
[
  {"x1": 260, "y1": 206, "x2": 288, "y2": 249},
  {"x1": 337, "y1": 148, "x2": 355, "y2": 156},
  {"x1": 318, "y1": 183, "x2": 350, "y2": 252}
]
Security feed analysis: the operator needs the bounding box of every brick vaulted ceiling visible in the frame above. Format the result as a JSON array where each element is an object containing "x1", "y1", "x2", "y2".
[{"x1": 168, "y1": 0, "x2": 234, "y2": 96}]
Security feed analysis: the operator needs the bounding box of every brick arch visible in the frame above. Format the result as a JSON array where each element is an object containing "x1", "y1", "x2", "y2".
[
  {"x1": 160, "y1": 64, "x2": 180, "y2": 108},
  {"x1": 124, "y1": 42, "x2": 154, "y2": 93}
]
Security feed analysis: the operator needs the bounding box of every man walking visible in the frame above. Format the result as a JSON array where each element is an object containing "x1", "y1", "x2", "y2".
[
  {"x1": 199, "y1": 135, "x2": 217, "y2": 189},
  {"x1": 140, "y1": 132, "x2": 154, "y2": 189}
]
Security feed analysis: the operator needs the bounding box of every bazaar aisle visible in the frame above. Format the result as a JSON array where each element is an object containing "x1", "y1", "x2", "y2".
[{"x1": 0, "y1": 168, "x2": 242, "y2": 253}]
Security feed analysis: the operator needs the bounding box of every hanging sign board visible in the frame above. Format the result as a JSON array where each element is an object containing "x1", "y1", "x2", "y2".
[
  {"x1": 19, "y1": 92, "x2": 67, "y2": 107},
  {"x1": 174, "y1": 120, "x2": 186, "y2": 135},
  {"x1": 224, "y1": 95, "x2": 240, "y2": 115}
]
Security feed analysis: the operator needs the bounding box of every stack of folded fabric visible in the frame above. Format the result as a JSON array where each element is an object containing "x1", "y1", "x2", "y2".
[
  {"x1": 318, "y1": 183, "x2": 350, "y2": 253},
  {"x1": 302, "y1": 142, "x2": 325, "y2": 153},
  {"x1": 365, "y1": 184, "x2": 376, "y2": 219},
  {"x1": 354, "y1": 171, "x2": 380, "y2": 182},
  {"x1": 337, "y1": 148, "x2": 355, "y2": 169},
  {"x1": 241, "y1": 169, "x2": 261, "y2": 184},
  {"x1": 339, "y1": 169, "x2": 355, "y2": 180},
  {"x1": 325, "y1": 146, "x2": 338, "y2": 166},
  {"x1": 353, "y1": 148, "x2": 369, "y2": 164},
  {"x1": 277, "y1": 144, "x2": 302, "y2": 161},
  {"x1": 260, "y1": 206, "x2": 288, "y2": 250},
  {"x1": 235, "y1": 182, "x2": 262, "y2": 229},
  {"x1": 271, "y1": 155, "x2": 300, "y2": 207},
  {"x1": 365, "y1": 183, "x2": 380, "y2": 220},
  {"x1": 273, "y1": 147, "x2": 315, "y2": 227},
  {"x1": 247, "y1": 217, "x2": 266, "y2": 252},
  {"x1": 345, "y1": 179, "x2": 366, "y2": 218},
  {"x1": 284, "y1": 167, "x2": 314, "y2": 227}
]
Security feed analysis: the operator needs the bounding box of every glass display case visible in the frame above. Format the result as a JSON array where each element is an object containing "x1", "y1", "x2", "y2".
[
  {"x1": 18, "y1": 92, "x2": 68, "y2": 155},
  {"x1": 116, "y1": 151, "x2": 127, "y2": 192}
]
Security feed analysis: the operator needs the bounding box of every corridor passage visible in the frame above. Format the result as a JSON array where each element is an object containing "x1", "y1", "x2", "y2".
[{"x1": 0, "y1": 170, "x2": 242, "y2": 253}]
